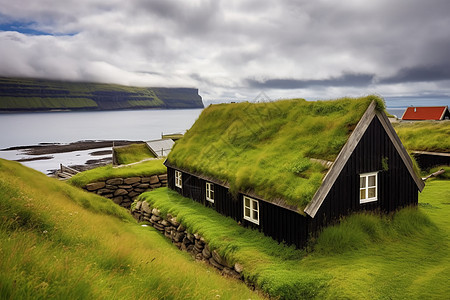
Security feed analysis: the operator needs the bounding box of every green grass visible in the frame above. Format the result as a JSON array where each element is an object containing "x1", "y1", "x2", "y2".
[
  {"x1": 0, "y1": 97, "x2": 98, "y2": 109},
  {"x1": 0, "y1": 159, "x2": 262, "y2": 299},
  {"x1": 1, "y1": 157, "x2": 449, "y2": 299},
  {"x1": 127, "y1": 99, "x2": 162, "y2": 107},
  {"x1": 114, "y1": 143, "x2": 156, "y2": 165},
  {"x1": 168, "y1": 96, "x2": 385, "y2": 210},
  {"x1": 393, "y1": 121, "x2": 450, "y2": 153},
  {"x1": 139, "y1": 181, "x2": 450, "y2": 299},
  {"x1": 429, "y1": 166, "x2": 450, "y2": 179},
  {"x1": 68, "y1": 159, "x2": 166, "y2": 187}
]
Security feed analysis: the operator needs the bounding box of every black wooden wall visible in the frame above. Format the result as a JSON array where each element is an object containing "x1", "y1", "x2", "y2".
[
  {"x1": 310, "y1": 117, "x2": 419, "y2": 232},
  {"x1": 412, "y1": 152, "x2": 450, "y2": 171},
  {"x1": 167, "y1": 166, "x2": 309, "y2": 248}
]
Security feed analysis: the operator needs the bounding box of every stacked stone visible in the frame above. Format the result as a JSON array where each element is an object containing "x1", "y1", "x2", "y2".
[
  {"x1": 132, "y1": 200, "x2": 243, "y2": 280},
  {"x1": 83, "y1": 174, "x2": 167, "y2": 209}
]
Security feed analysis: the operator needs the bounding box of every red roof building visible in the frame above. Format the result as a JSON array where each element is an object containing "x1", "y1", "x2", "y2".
[{"x1": 402, "y1": 106, "x2": 450, "y2": 120}]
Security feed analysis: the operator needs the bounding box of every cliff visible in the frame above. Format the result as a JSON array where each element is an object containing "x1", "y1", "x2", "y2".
[{"x1": 0, "y1": 77, "x2": 204, "y2": 111}]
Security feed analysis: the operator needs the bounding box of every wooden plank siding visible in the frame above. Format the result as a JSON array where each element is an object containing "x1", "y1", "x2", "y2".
[
  {"x1": 167, "y1": 166, "x2": 309, "y2": 248},
  {"x1": 310, "y1": 116, "x2": 418, "y2": 232}
]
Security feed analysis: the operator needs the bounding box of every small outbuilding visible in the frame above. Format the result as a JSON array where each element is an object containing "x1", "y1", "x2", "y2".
[
  {"x1": 402, "y1": 106, "x2": 450, "y2": 120},
  {"x1": 146, "y1": 139, "x2": 175, "y2": 158},
  {"x1": 165, "y1": 96, "x2": 425, "y2": 247}
]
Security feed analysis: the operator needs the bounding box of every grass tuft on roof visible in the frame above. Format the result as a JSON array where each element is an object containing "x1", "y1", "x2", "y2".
[{"x1": 168, "y1": 95, "x2": 384, "y2": 211}]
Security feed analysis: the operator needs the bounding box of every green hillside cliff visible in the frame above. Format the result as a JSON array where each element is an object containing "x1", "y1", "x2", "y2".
[{"x1": 0, "y1": 77, "x2": 204, "y2": 111}]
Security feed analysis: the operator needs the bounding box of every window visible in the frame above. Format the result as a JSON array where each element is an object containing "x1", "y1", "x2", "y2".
[
  {"x1": 175, "y1": 170, "x2": 182, "y2": 188},
  {"x1": 360, "y1": 172, "x2": 378, "y2": 204},
  {"x1": 206, "y1": 182, "x2": 214, "y2": 203},
  {"x1": 243, "y1": 196, "x2": 259, "y2": 225}
]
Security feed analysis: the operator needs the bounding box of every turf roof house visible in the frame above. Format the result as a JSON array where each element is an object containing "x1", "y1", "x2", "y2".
[{"x1": 165, "y1": 96, "x2": 424, "y2": 247}]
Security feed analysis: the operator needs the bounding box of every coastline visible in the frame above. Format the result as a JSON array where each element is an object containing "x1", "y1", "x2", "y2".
[
  {"x1": 1, "y1": 140, "x2": 144, "y2": 155},
  {"x1": 0, "y1": 140, "x2": 145, "y2": 175}
]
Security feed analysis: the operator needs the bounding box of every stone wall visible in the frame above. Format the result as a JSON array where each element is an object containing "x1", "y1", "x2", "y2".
[
  {"x1": 83, "y1": 174, "x2": 167, "y2": 209},
  {"x1": 131, "y1": 200, "x2": 244, "y2": 280}
]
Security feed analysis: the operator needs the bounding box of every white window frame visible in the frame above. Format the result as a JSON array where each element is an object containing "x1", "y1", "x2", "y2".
[
  {"x1": 206, "y1": 182, "x2": 214, "y2": 203},
  {"x1": 175, "y1": 170, "x2": 182, "y2": 188},
  {"x1": 243, "y1": 196, "x2": 259, "y2": 225},
  {"x1": 359, "y1": 172, "x2": 378, "y2": 204}
]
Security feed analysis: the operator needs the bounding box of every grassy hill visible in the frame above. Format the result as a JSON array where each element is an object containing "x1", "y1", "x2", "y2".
[
  {"x1": 139, "y1": 183, "x2": 449, "y2": 299},
  {"x1": 0, "y1": 77, "x2": 204, "y2": 111},
  {"x1": 393, "y1": 121, "x2": 450, "y2": 153},
  {"x1": 0, "y1": 159, "x2": 260, "y2": 299},
  {"x1": 1, "y1": 158, "x2": 448, "y2": 299}
]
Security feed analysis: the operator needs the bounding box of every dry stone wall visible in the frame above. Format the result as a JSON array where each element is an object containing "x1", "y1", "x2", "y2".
[
  {"x1": 132, "y1": 201, "x2": 244, "y2": 280},
  {"x1": 83, "y1": 174, "x2": 167, "y2": 209}
]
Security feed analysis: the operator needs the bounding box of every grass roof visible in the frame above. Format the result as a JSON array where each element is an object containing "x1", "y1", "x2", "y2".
[
  {"x1": 392, "y1": 121, "x2": 450, "y2": 153},
  {"x1": 168, "y1": 96, "x2": 385, "y2": 211}
]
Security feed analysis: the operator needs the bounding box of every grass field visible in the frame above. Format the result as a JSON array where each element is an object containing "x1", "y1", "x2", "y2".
[
  {"x1": 0, "y1": 159, "x2": 262, "y2": 299},
  {"x1": 114, "y1": 143, "x2": 156, "y2": 165},
  {"x1": 68, "y1": 159, "x2": 166, "y2": 187},
  {"x1": 393, "y1": 121, "x2": 450, "y2": 153},
  {"x1": 139, "y1": 181, "x2": 450, "y2": 299},
  {"x1": 1, "y1": 158, "x2": 449, "y2": 299}
]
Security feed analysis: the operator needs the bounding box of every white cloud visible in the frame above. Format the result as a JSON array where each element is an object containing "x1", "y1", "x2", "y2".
[{"x1": 0, "y1": 0, "x2": 449, "y2": 102}]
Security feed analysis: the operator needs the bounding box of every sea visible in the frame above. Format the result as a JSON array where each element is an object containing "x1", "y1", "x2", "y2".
[
  {"x1": 0, "y1": 109, "x2": 203, "y2": 174},
  {"x1": 0, "y1": 99, "x2": 448, "y2": 175}
]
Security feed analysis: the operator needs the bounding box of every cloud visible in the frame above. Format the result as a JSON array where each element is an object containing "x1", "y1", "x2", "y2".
[
  {"x1": 247, "y1": 73, "x2": 375, "y2": 89},
  {"x1": 379, "y1": 64, "x2": 450, "y2": 84},
  {"x1": 0, "y1": 0, "x2": 449, "y2": 103}
]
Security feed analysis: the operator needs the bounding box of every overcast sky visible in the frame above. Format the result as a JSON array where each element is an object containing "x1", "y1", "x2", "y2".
[{"x1": 1, "y1": 0, "x2": 450, "y2": 105}]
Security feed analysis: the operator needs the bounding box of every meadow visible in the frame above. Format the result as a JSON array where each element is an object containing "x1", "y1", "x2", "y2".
[
  {"x1": 139, "y1": 182, "x2": 449, "y2": 299},
  {"x1": 1, "y1": 157, "x2": 448, "y2": 299},
  {"x1": 0, "y1": 159, "x2": 262, "y2": 299},
  {"x1": 393, "y1": 121, "x2": 450, "y2": 153}
]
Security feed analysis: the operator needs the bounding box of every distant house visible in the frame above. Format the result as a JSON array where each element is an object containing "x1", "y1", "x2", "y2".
[
  {"x1": 165, "y1": 96, "x2": 425, "y2": 248},
  {"x1": 402, "y1": 106, "x2": 450, "y2": 120}
]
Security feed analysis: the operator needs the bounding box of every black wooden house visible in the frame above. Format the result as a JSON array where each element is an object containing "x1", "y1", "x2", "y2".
[{"x1": 164, "y1": 96, "x2": 425, "y2": 247}]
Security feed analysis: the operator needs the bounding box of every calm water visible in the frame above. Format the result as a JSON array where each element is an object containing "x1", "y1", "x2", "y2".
[
  {"x1": 0, "y1": 109, "x2": 203, "y2": 173},
  {"x1": 0, "y1": 109, "x2": 203, "y2": 149}
]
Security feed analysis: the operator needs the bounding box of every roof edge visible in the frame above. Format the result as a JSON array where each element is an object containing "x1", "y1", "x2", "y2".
[
  {"x1": 375, "y1": 110, "x2": 425, "y2": 191},
  {"x1": 439, "y1": 106, "x2": 449, "y2": 120},
  {"x1": 165, "y1": 160, "x2": 302, "y2": 213},
  {"x1": 304, "y1": 100, "x2": 378, "y2": 217}
]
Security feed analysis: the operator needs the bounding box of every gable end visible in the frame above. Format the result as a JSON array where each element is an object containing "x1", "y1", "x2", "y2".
[{"x1": 304, "y1": 101, "x2": 424, "y2": 218}]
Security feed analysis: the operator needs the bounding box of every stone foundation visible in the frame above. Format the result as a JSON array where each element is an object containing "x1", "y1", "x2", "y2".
[
  {"x1": 131, "y1": 200, "x2": 243, "y2": 280},
  {"x1": 83, "y1": 174, "x2": 167, "y2": 209}
]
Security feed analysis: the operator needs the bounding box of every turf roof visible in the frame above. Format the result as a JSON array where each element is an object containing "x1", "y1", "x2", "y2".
[{"x1": 168, "y1": 95, "x2": 385, "y2": 212}]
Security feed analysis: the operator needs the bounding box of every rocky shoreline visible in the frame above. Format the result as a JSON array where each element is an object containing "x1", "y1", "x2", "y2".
[
  {"x1": 0, "y1": 140, "x2": 145, "y2": 174},
  {"x1": 1, "y1": 140, "x2": 144, "y2": 156}
]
